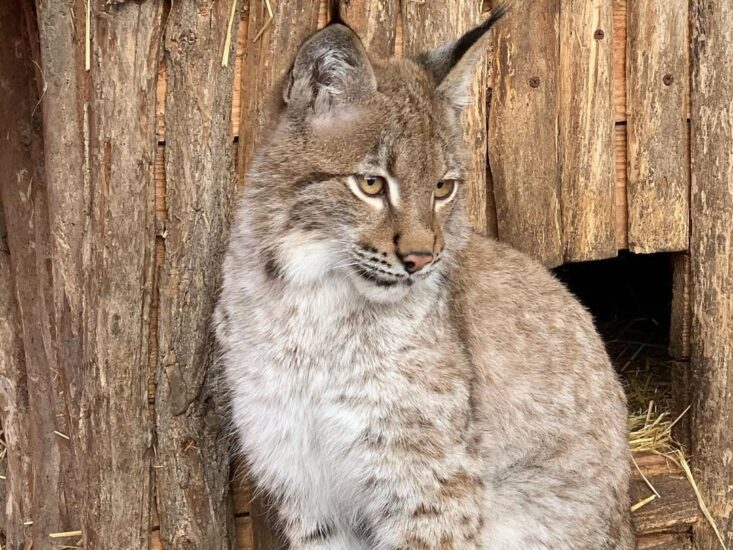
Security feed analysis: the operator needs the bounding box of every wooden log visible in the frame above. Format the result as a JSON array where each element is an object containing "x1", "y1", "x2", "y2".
[
  {"x1": 558, "y1": 0, "x2": 617, "y2": 262},
  {"x1": 0, "y1": 211, "x2": 33, "y2": 546},
  {"x1": 29, "y1": 1, "x2": 165, "y2": 546},
  {"x1": 340, "y1": 0, "x2": 398, "y2": 59},
  {"x1": 401, "y1": 0, "x2": 491, "y2": 236},
  {"x1": 236, "y1": 515, "x2": 255, "y2": 550},
  {"x1": 669, "y1": 254, "x2": 691, "y2": 361},
  {"x1": 238, "y1": 0, "x2": 322, "y2": 179},
  {"x1": 630, "y1": 454, "x2": 699, "y2": 536},
  {"x1": 689, "y1": 0, "x2": 733, "y2": 547},
  {"x1": 636, "y1": 532, "x2": 692, "y2": 550},
  {"x1": 616, "y1": 123, "x2": 629, "y2": 249},
  {"x1": 668, "y1": 360, "x2": 692, "y2": 450},
  {"x1": 613, "y1": 0, "x2": 627, "y2": 122},
  {"x1": 626, "y1": 0, "x2": 689, "y2": 253},
  {"x1": 153, "y1": 1, "x2": 240, "y2": 547},
  {"x1": 489, "y1": 0, "x2": 563, "y2": 266},
  {"x1": 0, "y1": 2, "x2": 79, "y2": 546}
]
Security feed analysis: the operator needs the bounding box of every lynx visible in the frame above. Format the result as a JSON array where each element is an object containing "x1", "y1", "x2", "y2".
[{"x1": 215, "y1": 5, "x2": 633, "y2": 549}]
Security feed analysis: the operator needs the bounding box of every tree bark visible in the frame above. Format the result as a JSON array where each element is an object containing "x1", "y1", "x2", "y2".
[
  {"x1": 0, "y1": 2, "x2": 76, "y2": 546},
  {"x1": 153, "y1": 1, "x2": 240, "y2": 547}
]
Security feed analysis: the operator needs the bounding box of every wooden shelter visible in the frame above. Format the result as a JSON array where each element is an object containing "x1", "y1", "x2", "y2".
[{"x1": 0, "y1": 0, "x2": 731, "y2": 549}]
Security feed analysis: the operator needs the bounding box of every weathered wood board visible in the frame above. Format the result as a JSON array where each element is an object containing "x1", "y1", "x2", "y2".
[
  {"x1": 489, "y1": 0, "x2": 563, "y2": 266},
  {"x1": 630, "y1": 454, "x2": 698, "y2": 536},
  {"x1": 153, "y1": 1, "x2": 240, "y2": 547},
  {"x1": 689, "y1": 0, "x2": 733, "y2": 548},
  {"x1": 626, "y1": 0, "x2": 689, "y2": 253},
  {"x1": 558, "y1": 0, "x2": 617, "y2": 262},
  {"x1": 613, "y1": 0, "x2": 627, "y2": 122},
  {"x1": 0, "y1": 2, "x2": 77, "y2": 546},
  {"x1": 636, "y1": 532, "x2": 692, "y2": 550}
]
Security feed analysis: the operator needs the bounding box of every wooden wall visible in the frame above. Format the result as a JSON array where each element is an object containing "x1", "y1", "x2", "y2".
[{"x1": 0, "y1": 0, "x2": 730, "y2": 549}]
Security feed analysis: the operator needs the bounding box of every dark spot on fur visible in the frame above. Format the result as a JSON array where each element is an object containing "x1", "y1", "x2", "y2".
[
  {"x1": 352, "y1": 515, "x2": 374, "y2": 542},
  {"x1": 302, "y1": 520, "x2": 335, "y2": 543},
  {"x1": 262, "y1": 249, "x2": 283, "y2": 280},
  {"x1": 412, "y1": 503, "x2": 441, "y2": 517}
]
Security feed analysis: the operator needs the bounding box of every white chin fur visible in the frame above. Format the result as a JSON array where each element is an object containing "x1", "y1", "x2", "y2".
[{"x1": 278, "y1": 232, "x2": 337, "y2": 284}]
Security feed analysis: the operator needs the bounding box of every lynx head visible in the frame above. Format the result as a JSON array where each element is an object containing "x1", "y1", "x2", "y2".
[{"x1": 244, "y1": 6, "x2": 506, "y2": 303}]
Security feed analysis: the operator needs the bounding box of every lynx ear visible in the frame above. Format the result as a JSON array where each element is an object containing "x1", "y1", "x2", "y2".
[
  {"x1": 283, "y1": 23, "x2": 377, "y2": 115},
  {"x1": 416, "y1": 5, "x2": 508, "y2": 110}
]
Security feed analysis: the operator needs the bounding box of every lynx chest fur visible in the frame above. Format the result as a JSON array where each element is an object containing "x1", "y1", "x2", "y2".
[{"x1": 216, "y1": 5, "x2": 633, "y2": 549}]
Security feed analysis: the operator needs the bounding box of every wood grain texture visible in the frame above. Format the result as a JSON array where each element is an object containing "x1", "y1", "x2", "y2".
[
  {"x1": 559, "y1": 0, "x2": 617, "y2": 262},
  {"x1": 238, "y1": 0, "x2": 322, "y2": 179},
  {"x1": 615, "y1": 123, "x2": 629, "y2": 249},
  {"x1": 669, "y1": 254, "x2": 691, "y2": 361},
  {"x1": 74, "y1": 2, "x2": 163, "y2": 546},
  {"x1": 489, "y1": 0, "x2": 563, "y2": 265},
  {"x1": 613, "y1": 0, "x2": 627, "y2": 122},
  {"x1": 626, "y1": 0, "x2": 689, "y2": 253},
  {"x1": 339, "y1": 0, "x2": 398, "y2": 59},
  {"x1": 0, "y1": 2, "x2": 77, "y2": 546},
  {"x1": 22, "y1": 0, "x2": 165, "y2": 545},
  {"x1": 630, "y1": 454, "x2": 698, "y2": 536},
  {"x1": 636, "y1": 532, "x2": 692, "y2": 550},
  {"x1": 154, "y1": 1, "x2": 240, "y2": 547},
  {"x1": 401, "y1": 0, "x2": 490, "y2": 235},
  {"x1": 0, "y1": 208, "x2": 33, "y2": 546},
  {"x1": 689, "y1": 0, "x2": 733, "y2": 547}
]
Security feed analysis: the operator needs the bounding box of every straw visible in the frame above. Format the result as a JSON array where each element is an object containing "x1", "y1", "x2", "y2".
[{"x1": 221, "y1": 0, "x2": 239, "y2": 67}]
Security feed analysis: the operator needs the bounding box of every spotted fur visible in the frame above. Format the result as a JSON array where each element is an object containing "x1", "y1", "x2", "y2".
[{"x1": 216, "y1": 10, "x2": 633, "y2": 550}]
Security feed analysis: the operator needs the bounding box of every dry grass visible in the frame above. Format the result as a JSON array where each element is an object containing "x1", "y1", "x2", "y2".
[{"x1": 608, "y1": 318, "x2": 728, "y2": 550}]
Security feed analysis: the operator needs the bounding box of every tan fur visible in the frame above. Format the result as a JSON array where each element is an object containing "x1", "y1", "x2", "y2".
[{"x1": 216, "y1": 18, "x2": 633, "y2": 549}]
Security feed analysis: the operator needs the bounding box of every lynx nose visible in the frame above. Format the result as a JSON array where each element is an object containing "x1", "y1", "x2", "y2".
[{"x1": 399, "y1": 252, "x2": 434, "y2": 274}]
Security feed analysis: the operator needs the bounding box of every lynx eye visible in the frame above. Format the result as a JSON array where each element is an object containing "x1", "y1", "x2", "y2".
[
  {"x1": 435, "y1": 179, "x2": 457, "y2": 200},
  {"x1": 356, "y1": 175, "x2": 386, "y2": 196}
]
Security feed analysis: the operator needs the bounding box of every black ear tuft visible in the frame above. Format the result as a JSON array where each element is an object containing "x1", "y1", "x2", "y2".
[
  {"x1": 447, "y1": 4, "x2": 509, "y2": 79},
  {"x1": 415, "y1": 4, "x2": 509, "y2": 109},
  {"x1": 329, "y1": 0, "x2": 344, "y2": 26}
]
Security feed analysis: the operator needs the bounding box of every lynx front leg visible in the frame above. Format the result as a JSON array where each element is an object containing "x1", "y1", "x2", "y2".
[
  {"x1": 365, "y1": 464, "x2": 486, "y2": 550},
  {"x1": 277, "y1": 497, "x2": 367, "y2": 550}
]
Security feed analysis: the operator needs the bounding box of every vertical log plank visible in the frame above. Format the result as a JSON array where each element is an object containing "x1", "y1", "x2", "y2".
[
  {"x1": 33, "y1": 2, "x2": 91, "y2": 542},
  {"x1": 44, "y1": 1, "x2": 163, "y2": 548},
  {"x1": 689, "y1": 0, "x2": 733, "y2": 548},
  {"x1": 489, "y1": 0, "x2": 563, "y2": 265},
  {"x1": 626, "y1": 1, "x2": 689, "y2": 253},
  {"x1": 401, "y1": 0, "x2": 491, "y2": 235},
  {"x1": 615, "y1": 124, "x2": 629, "y2": 249},
  {"x1": 238, "y1": 0, "x2": 322, "y2": 179},
  {"x1": 670, "y1": 254, "x2": 691, "y2": 361},
  {"x1": 339, "y1": 0, "x2": 398, "y2": 59},
  {"x1": 558, "y1": 0, "x2": 617, "y2": 262},
  {"x1": 154, "y1": 1, "x2": 240, "y2": 547},
  {"x1": 612, "y1": 0, "x2": 626, "y2": 123},
  {"x1": 0, "y1": 2, "x2": 77, "y2": 545},
  {"x1": 0, "y1": 213, "x2": 33, "y2": 546}
]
